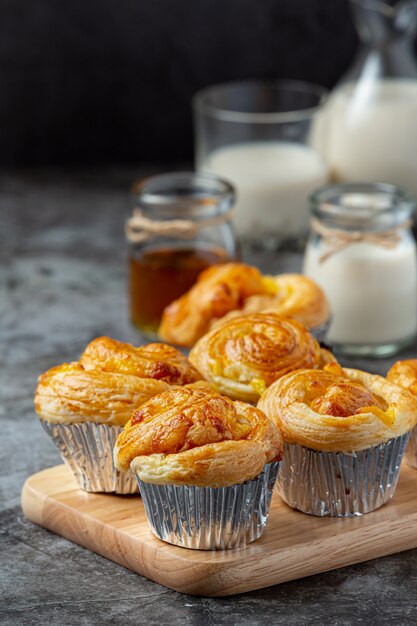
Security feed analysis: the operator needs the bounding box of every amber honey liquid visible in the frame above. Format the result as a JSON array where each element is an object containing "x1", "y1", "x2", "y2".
[{"x1": 129, "y1": 246, "x2": 229, "y2": 335}]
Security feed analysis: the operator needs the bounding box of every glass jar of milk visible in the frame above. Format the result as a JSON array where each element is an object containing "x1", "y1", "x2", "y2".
[
  {"x1": 193, "y1": 80, "x2": 328, "y2": 249},
  {"x1": 323, "y1": 0, "x2": 417, "y2": 194},
  {"x1": 303, "y1": 183, "x2": 417, "y2": 357}
]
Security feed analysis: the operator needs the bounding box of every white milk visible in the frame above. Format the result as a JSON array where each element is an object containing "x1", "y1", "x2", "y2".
[
  {"x1": 203, "y1": 142, "x2": 328, "y2": 239},
  {"x1": 325, "y1": 79, "x2": 417, "y2": 194},
  {"x1": 304, "y1": 240, "x2": 417, "y2": 346}
]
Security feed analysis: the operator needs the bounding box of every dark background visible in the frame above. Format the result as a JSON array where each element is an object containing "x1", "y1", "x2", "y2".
[{"x1": 1, "y1": 0, "x2": 360, "y2": 166}]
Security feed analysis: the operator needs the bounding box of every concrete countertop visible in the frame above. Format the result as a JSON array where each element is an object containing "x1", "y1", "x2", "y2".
[{"x1": 2, "y1": 168, "x2": 417, "y2": 625}]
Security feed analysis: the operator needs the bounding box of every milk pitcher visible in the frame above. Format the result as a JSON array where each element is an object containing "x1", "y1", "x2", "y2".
[{"x1": 324, "y1": 0, "x2": 417, "y2": 195}]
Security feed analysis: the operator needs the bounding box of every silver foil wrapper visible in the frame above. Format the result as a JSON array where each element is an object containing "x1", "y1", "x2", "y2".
[
  {"x1": 405, "y1": 426, "x2": 417, "y2": 468},
  {"x1": 309, "y1": 318, "x2": 330, "y2": 344},
  {"x1": 41, "y1": 421, "x2": 138, "y2": 494},
  {"x1": 277, "y1": 433, "x2": 409, "y2": 517},
  {"x1": 136, "y1": 461, "x2": 280, "y2": 550}
]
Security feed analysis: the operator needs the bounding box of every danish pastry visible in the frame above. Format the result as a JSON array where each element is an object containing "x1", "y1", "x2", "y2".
[
  {"x1": 35, "y1": 337, "x2": 202, "y2": 426},
  {"x1": 79, "y1": 336, "x2": 202, "y2": 385},
  {"x1": 114, "y1": 385, "x2": 283, "y2": 487},
  {"x1": 35, "y1": 363, "x2": 173, "y2": 426},
  {"x1": 387, "y1": 359, "x2": 417, "y2": 396},
  {"x1": 189, "y1": 313, "x2": 329, "y2": 403},
  {"x1": 387, "y1": 359, "x2": 417, "y2": 469},
  {"x1": 218, "y1": 273, "x2": 330, "y2": 330},
  {"x1": 158, "y1": 262, "x2": 266, "y2": 347},
  {"x1": 258, "y1": 366, "x2": 417, "y2": 452},
  {"x1": 158, "y1": 262, "x2": 330, "y2": 348}
]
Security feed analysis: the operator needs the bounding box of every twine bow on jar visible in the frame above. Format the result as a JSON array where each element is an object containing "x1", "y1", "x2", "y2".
[
  {"x1": 126, "y1": 207, "x2": 236, "y2": 243},
  {"x1": 310, "y1": 217, "x2": 413, "y2": 263}
]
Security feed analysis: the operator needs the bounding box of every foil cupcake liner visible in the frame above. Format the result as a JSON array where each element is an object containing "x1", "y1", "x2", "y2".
[
  {"x1": 309, "y1": 318, "x2": 330, "y2": 343},
  {"x1": 136, "y1": 461, "x2": 280, "y2": 550},
  {"x1": 277, "y1": 433, "x2": 409, "y2": 517},
  {"x1": 405, "y1": 426, "x2": 417, "y2": 468},
  {"x1": 41, "y1": 421, "x2": 138, "y2": 494}
]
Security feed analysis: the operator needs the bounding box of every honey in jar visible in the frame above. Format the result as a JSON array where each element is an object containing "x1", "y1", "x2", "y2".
[
  {"x1": 126, "y1": 172, "x2": 238, "y2": 337},
  {"x1": 129, "y1": 245, "x2": 229, "y2": 334}
]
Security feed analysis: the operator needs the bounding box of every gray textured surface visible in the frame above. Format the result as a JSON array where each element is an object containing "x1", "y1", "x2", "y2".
[{"x1": 2, "y1": 168, "x2": 417, "y2": 625}]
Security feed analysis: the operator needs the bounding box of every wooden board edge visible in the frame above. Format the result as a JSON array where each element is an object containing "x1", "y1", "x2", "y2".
[
  {"x1": 21, "y1": 475, "x2": 47, "y2": 527},
  {"x1": 21, "y1": 474, "x2": 226, "y2": 595},
  {"x1": 207, "y1": 514, "x2": 417, "y2": 596},
  {"x1": 20, "y1": 468, "x2": 417, "y2": 597}
]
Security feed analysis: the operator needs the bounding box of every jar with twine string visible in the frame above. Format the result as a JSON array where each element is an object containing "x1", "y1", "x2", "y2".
[
  {"x1": 126, "y1": 171, "x2": 239, "y2": 336},
  {"x1": 303, "y1": 182, "x2": 417, "y2": 357}
]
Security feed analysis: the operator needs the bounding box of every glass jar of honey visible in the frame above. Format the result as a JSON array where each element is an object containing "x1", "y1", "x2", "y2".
[{"x1": 126, "y1": 171, "x2": 239, "y2": 336}]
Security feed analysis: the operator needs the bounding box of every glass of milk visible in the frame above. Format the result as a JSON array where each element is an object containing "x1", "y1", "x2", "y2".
[
  {"x1": 193, "y1": 80, "x2": 329, "y2": 248},
  {"x1": 303, "y1": 183, "x2": 417, "y2": 357}
]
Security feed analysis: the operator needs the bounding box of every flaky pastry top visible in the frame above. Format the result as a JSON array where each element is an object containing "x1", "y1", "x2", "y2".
[
  {"x1": 35, "y1": 337, "x2": 202, "y2": 426},
  {"x1": 79, "y1": 337, "x2": 202, "y2": 385},
  {"x1": 114, "y1": 386, "x2": 283, "y2": 487},
  {"x1": 257, "y1": 366, "x2": 417, "y2": 452},
  {"x1": 158, "y1": 262, "x2": 330, "y2": 348},
  {"x1": 35, "y1": 363, "x2": 173, "y2": 426},
  {"x1": 387, "y1": 360, "x2": 417, "y2": 396},
  {"x1": 218, "y1": 273, "x2": 330, "y2": 330},
  {"x1": 158, "y1": 262, "x2": 266, "y2": 347},
  {"x1": 189, "y1": 312, "x2": 327, "y2": 403}
]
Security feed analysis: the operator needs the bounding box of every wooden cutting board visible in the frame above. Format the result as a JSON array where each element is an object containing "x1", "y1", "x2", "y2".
[{"x1": 21, "y1": 464, "x2": 417, "y2": 597}]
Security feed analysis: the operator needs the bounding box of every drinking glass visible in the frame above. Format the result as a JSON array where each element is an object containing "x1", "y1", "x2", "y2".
[{"x1": 193, "y1": 80, "x2": 328, "y2": 249}]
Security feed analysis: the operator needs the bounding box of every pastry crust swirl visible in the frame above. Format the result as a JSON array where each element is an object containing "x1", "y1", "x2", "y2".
[
  {"x1": 114, "y1": 386, "x2": 283, "y2": 487},
  {"x1": 258, "y1": 367, "x2": 417, "y2": 452},
  {"x1": 35, "y1": 337, "x2": 202, "y2": 426},
  {"x1": 80, "y1": 337, "x2": 202, "y2": 385},
  {"x1": 158, "y1": 262, "x2": 330, "y2": 348},
  {"x1": 158, "y1": 262, "x2": 266, "y2": 347},
  {"x1": 387, "y1": 360, "x2": 417, "y2": 397},
  {"x1": 189, "y1": 313, "x2": 325, "y2": 403},
  {"x1": 35, "y1": 363, "x2": 172, "y2": 426},
  {"x1": 218, "y1": 273, "x2": 330, "y2": 330}
]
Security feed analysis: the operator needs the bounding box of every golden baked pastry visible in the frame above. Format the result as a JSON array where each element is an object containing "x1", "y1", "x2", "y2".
[
  {"x1": 189, "y1": 312, "x2": 328, "y2": 403},
  {"x1": 79, "y1": 336, "x2": 202, "y2": 385},
  {"x1": 35, "y1": 363, "x2": 173, "y2": 426},
  {"x1": 114, "y1": 386, "x2": 283, "y2": 487},
  {"x1": 258, "y1": 365, "x2": 417, "y2": 452},
  {"x1": 35, "y1": 337, "x2": 203, "y2": 426},
  {"x1": 387, "y1": 360, "x2": 417, "y2": 396},
  {"x1": 158, "y1": 261, "x2": 330, "y2": 348},
  {"x1": 158, "y1": 262, "x2": 266, "y2": 347},
  {"x1": 218, "y1": 273, "x2": 330, "y2": 330}
]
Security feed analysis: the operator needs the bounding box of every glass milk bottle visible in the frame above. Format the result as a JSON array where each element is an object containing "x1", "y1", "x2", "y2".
[
  {"x1": 303, "y1": 183, "x2": 417, "y2": 357},
  {"x1": 193, "y1": 80, "x2": 328, "y2": 249},
  {"x1": 324, "y1": 0, "x2": 417, "y2": 194}
]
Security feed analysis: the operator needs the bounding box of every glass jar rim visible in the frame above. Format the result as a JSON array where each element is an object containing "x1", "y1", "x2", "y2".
[
  {"x1": 132, "y1": 171, "x2": 235, "y2": 220},
  {"x1": 310, "y1": 182, "x2": 416, "y2": 231},
  {"x1": 192, "y1": 79, "x2": 328, "y2": 124}
]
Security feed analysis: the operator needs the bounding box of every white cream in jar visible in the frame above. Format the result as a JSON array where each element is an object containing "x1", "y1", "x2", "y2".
[{"x1": 303, "y1": 184, "x2": 417, "y2": 356}]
